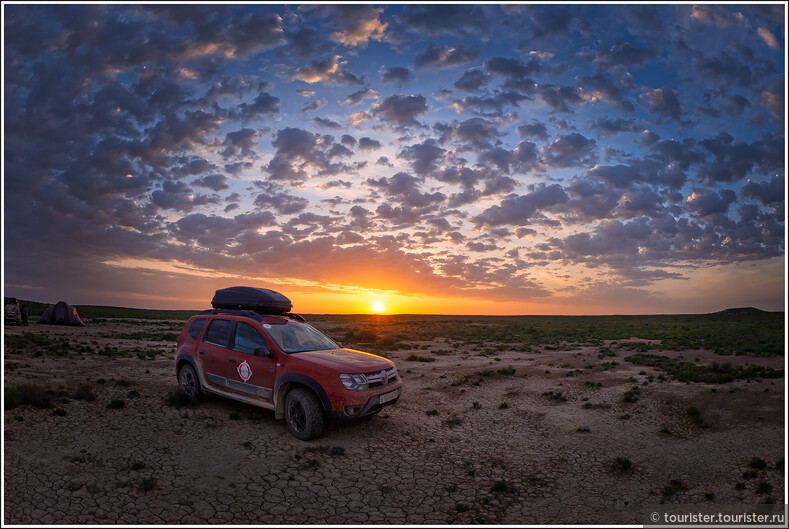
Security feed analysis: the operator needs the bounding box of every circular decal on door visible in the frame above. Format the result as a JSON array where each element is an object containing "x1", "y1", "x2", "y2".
[{"x1": 237, "y1": 360, "x2": 252, "y2": 382}]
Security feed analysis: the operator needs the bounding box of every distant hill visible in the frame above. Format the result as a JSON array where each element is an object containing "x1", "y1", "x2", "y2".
[{"x1": 708, "y1": 307, "x2": 781, "y2": 320}]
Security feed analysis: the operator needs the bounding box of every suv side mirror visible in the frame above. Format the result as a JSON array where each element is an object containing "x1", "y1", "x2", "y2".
[{"x1": 253, "y1": 346, "x2": 271, "y2": 358}]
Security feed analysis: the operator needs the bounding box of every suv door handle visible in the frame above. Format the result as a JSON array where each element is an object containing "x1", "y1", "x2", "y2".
[
  {"x1": 228, "y1": 358, "x2": 237, "y2": 363},
  {"x1": 199, "y1": 351, "x2": 206, "y2": 355}
]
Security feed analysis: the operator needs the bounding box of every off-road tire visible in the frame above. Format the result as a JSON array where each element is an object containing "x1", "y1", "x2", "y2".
[
  {"x1": 285, "y1": 388, "x2": 324, "y2": 441},
  {"x1": 178, "y1": 363, "x2": 202, "y2": 403}
]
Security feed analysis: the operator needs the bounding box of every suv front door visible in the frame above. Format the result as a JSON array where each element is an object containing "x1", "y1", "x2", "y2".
[{"x1": 224, "y1": 321, "x2": 277, "y2": 403}]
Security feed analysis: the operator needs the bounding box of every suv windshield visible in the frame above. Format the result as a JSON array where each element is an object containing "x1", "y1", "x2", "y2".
[{"x1": 263, "y1": 320, "x2": 338, "y2": 353}]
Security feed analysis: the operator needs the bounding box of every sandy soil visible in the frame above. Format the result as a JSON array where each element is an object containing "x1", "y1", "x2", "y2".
[{"x1": 3, "y1": 320, "x2": 785, "y2": 524}]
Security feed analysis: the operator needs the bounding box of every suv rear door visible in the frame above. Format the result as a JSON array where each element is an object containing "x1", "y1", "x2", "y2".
[{"x1": 199, "y1": 317, "x2": 234, "y2": 390}]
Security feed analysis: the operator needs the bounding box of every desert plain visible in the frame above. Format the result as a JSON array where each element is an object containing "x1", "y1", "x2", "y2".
[{"x1": 3, "y1": 309, "x2": 785, "y2": 524}]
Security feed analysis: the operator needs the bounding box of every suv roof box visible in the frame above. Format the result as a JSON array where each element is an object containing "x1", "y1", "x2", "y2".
[{"x1": 211, "y1": 286, "x2": 292, "y2": 314}]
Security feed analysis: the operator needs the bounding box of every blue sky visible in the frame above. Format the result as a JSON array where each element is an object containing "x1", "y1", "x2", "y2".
[{"x1": 2, "y1": 3, "x2": 786, "y2": 314}]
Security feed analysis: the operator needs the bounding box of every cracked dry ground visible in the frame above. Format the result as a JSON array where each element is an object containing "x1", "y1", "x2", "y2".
[{"x1": 3, "y1": 321, "x2": 785, "y2": 524}]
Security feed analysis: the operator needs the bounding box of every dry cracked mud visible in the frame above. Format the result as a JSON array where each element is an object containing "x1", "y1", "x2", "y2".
[{"x1": 3, "y1": 320, "x2": 785, "y2": 524}]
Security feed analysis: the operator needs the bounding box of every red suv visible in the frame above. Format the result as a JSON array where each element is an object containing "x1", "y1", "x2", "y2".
[{"x1": 174, "y1": 287, "x2": 402, "y2": 440}]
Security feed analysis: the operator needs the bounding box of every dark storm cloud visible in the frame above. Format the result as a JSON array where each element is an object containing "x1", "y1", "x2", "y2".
[
  {"x1": 291, "y1": 56, "x2": 364, "y2": 85},
  {"x1": 253, "y1": 182, "x2": 310, "y2": 215},
  {"x1": 143, "y1": 7, "x2": 286, "y2": 58},
  {"x1": 358, "y1": 137, "x2": 382, "y2": 150},
  {"x1": 690, "y1": 4, "x2": 745, "y2": 27},
  {"x1": 593, "y1": 42, "x2": 655, "y2": 67},
  {"x1": 344, "y1": 88, "x2": 378, "y2": 106},
  {"x1": 742, "y1": 175, "x2": 784, "y2": 205},
  {"x1": 686, "y1": 188, "x2": 737, "y2": 217},
  {"x1": 282, "y1": 26, "x2": 326, "y2": 58},
  {"x1": 454, "y1": 68, "x2": 489, "y2": 92},
  {"x1": 565, "y1": 178, "x2": 622, "y2": 220},
  {"x1": 484, "y1": 57, "x2": 541, "y2": 79},
  {"x1": 311, "y1": 117, "x2": 343, "y2": 130},
  {"x1": 264, "y1": 127, "x2": 352, "y2": 184},
  {"x1": 452, "y1": 91, "x2": 531, "y2": 116},
  {"x1": 220, "y1": 128, "x2": 260, "y2": 159},
  {"x1": 372, "y1": 94, "x2": 429, "y2": 128},
  {"x1": 543, "y1": 133, "x2": 597, "y2": 168},
  {"x1": 442, "y1": 117, "x2": 503, "y2": 150},
  {"x1": 639, "y1": 88, "x2": 682, "y2": 122},
  {"x1": 414, "y1": 44, "x2": 480, "y2": 70},
  {"x1": 367, "y1": 172, "x2": 446, "y2": 209},
  {"x1": 399, "y1": 140, "x2": 446, "y2": 176},
  {"x1": 575, "y1": 72, "x2": 635, "y2": 112},
  {"x1": 694, "y1": 52, "x2": 755, "y2": 86},
  {"x1": 394, "y1": 4, "x2": 489, "y2": 39},
  {"x1": 151, "y1": 180, "x2": 197, "y2": 212},
  {"x1": 536, "y1": 84, "x2": 584, "y2": 112},
  {"x1": 472, "y1": 185, "x2": 569, "y2": 228},
  {"x1": 589, "y1": 118, "x2": 639, "y2": 135},
  {"x1": 380, "y1": 66, "x2": 415, "y2": 87},
  {"x1": 696, "y1": 131, "x2": 785, "y2": 184},
  {"x1": 516, "y1": 122, "x2": 549, "y2": 141},
  {"x1": 192, "y1": 174, "x2": 229, "y2": 192},
  {"x1": 301, "y1": 99, "x2": 326, "y2": 113}
]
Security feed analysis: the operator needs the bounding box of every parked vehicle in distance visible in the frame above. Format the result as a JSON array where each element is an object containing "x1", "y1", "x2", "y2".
[
  {"x1": 4, "y1": 298, "x2": 21, "y2": 325},
  {"x1": 174, "y1": 287, "x2": 402, "y2": 440}
]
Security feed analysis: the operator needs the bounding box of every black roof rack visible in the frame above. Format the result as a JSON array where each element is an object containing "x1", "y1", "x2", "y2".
[{"x1": 197, "y1": 308, "x2": 306, "y2": 323}]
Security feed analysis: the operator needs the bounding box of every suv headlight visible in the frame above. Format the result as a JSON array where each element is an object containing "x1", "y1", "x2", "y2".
[{"x1": 339, "y1": 373, "x2": 368, "y2": 391}]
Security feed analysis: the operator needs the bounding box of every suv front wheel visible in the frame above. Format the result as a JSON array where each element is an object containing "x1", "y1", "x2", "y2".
[{"x1": 285, "y1": 388, "x2": 324, "y2": 440}]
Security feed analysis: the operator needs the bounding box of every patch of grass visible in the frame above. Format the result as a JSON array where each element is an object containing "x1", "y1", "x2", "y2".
[
  {"x1": 305, "y1": 445, "x2": 330, "y2": 454},
  {"x1": 472, "y1": 401, "x2": 482, "y2": 410},
  {"x1": 139, "y1": 477, "x2": 156, "y2": 491},
  {"x1": 749, "y1": 457, "x2": 768, "y2": 470},
  {"x1": 330, "y1": 446, "x2": 345, "y2": 456},
  {"x1": 686, "y1": 406, "x2": 709, "y2": 427},
  {"x1": 743, "y1": 470, "x2": 759, "y2": 480},
  {"x1": 614, "y1": 457, "x2": 632, "y2": 471},
  {"x1": 498, "y1": 402, "x2": 509, "y2": 409},
  {"x1": 625, "y1": 354, "x2": 784, "y2": 383},
  {"x1": 775, "y1": 457, "x2": 784, "y2": 471},
  {"x1": 662, "y1": 479, "x2": 688, "y2": 497},
  {"x1": 164, "y1": 389, "x2": 195, "y2": 407},
  {"x1": 756, "y1": 481, "x2": 773, "y2": 494},
  {"x1": 52, "y1": 408, "x2": 67, "y2": 416},
  {"x1": 4, "y1": 384, "x2": 54, "y2": 409},
  {"x1": 542, "y1": 390, "x2": 567, "y2": 402},
  {"x1": 455, "y1": 503, "x2": 470, "y2": 513},
  {"x1": 107, "y1": 399, "x2": 125, "y2": 409},
  {"x1": 405, "y1": 354, "x2": 435, "y2": 362},
  {"x1": 704, "y1": 492, "x2": 715, "y2": 501},
  {"x1": 623, "y1": 391, "x2": 638, "y2": 403},
  {"x1": 492, "y1": 480, "x2": 516, "y2": 493},
  {"x1": 425, "y1": 409, "x2": 439, "y2": 416},
  {"x1": 131, "y1": 460, "x2": 146, "y2": 470},
  {"x1": 444, "y1": 417, "x2": 463, "y2": 427}
]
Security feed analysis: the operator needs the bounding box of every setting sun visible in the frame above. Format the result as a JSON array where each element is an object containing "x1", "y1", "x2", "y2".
[{"x1": 371, "y1": 301, "x2": 386, "y2": 314}]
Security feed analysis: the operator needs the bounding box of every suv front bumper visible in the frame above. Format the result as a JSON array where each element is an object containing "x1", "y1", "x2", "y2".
[{"x1": 332, "y1": 386, "x2": 402, "y2": 420}]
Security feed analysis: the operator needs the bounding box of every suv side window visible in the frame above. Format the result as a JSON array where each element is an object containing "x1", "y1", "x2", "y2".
[
  {"x1": 188, "y1": 318, "x2": 207, "y2": 339},
  {"x1": 204, "y1": 319, "x2": 232, "y2": 347},
  {"x1": 233, "y1": 322, "x2": 268, "y2": 355}
]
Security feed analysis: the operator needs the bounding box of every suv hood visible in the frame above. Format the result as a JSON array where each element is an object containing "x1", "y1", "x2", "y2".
[{"x1": 294, "y1": 348, "x2": 392, "y2": 372}]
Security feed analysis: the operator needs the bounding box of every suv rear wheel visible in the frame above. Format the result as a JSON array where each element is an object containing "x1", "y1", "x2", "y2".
[
  {"x1": 285, "y1": 388, "x2": 324, "y2": 440},
  {"x1": 178, "y1": 363, "x2": 202, "y2": 403}
]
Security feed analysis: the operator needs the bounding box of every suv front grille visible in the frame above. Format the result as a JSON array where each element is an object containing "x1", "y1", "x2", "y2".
[{"x1": 365, "y1": 367, "x2": 398, "y2": 389}]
